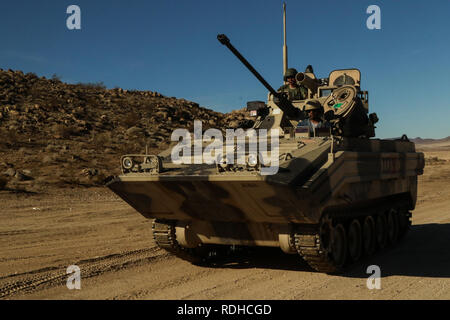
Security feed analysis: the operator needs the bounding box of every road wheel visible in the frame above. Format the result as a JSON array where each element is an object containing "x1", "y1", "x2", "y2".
[
  {"x1": 153, "y1": 220, "x2": 217, "y2": 265},
  {"x1": 319, "y1": 215, "x2": 333, "y2": 253},
  {"x1": 331, "y1": 224, "x2": 347, "y2": 268},
  {"x1": 362, "y1": 215, "x2": 376, "y2": 255},
  {"x1": 375, "y1": 214, "x2": 388, "y2": 249},
  {"x1": 348, "y1": 219, "x2": 362, "y2": 262},
  {"x1": 387, "y1": 209, "x2": 399, "y2": 244},
  {"x1": 398, "y1": 209, "x2": 411, "y2": 238}
]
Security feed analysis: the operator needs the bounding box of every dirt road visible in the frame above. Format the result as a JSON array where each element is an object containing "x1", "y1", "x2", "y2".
[{"x1": 1, "y1": 149, "x2": 449, "y2": 300}]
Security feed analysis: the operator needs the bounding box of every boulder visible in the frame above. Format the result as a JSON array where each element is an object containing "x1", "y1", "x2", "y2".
[
  {"x1": 126, "y1": 126, "x2": 143, "y2": 136},
  {"x1": 4, "y1": 168, "x2": 16, "y2": 177}
]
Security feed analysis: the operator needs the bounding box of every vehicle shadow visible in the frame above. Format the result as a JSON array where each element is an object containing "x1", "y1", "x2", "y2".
[{"x1": 204, "y1": 223, "x2": 450, "y2": 279}]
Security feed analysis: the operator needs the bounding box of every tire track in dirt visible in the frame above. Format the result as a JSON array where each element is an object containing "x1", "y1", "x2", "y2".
[{"x1": 0, "y1": 247, "x2": 169, "y2": 299}]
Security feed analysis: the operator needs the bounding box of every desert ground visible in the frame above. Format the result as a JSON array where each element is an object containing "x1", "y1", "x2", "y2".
[{"x1": 1, "y1": 144, "x2": 449, "y2": 300}]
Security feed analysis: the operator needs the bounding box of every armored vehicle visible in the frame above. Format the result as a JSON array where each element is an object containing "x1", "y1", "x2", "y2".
[{"x1": 107, "y1": 21, "x2": 424, "y2": 274}]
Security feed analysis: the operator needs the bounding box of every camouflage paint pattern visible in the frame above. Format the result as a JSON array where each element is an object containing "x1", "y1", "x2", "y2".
[{"x1": 107, "y1": 136, "x2": 424, "y2": 250}]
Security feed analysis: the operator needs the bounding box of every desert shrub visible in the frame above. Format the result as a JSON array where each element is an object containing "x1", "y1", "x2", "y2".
[
  {"x1": 91, "y1": 172, "x2": 107, "y2": 185},
  {"x1": 425, "y1": 156, "x2": 447, "y2": 165},
  {"x1": 0, "y1": 177, "x2": 7, "y2": 190},
  {"x1": 51, "y1": 74, "x2": 62, "y2": 82},
  {"x1": 92, "y1": 132, "x2": 112, "y2": 147},
  {"x1": 26, "y1": 72, "x2": 38, "y2": 79},
  {"x1": 122, "y1": 111, "x2": 140, "y2": 128},
  {"x1": 52, "y1": 124, "x2": 74, "y2": 139},
  {"x1": 0, "y1": 128, "x2": 19, "y2": 145},
  {"x1": 77, "y1": 82, "x2": 107, "y2": 90}
]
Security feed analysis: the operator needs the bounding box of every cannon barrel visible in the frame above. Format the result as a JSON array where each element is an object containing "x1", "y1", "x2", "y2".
[
  {"x1": 295, "y1": 72, "x2": 319, "y2": 94},
  {"x1": 217, "y1": 34, "x2": 299, "y2": 118}
]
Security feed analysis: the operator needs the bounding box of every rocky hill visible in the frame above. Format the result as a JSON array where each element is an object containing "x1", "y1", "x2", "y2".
[
  {"x1": 411, "y1": 136, "x2": 450, "y2": 145},
  {"x1": 0, "y1": 69, "x2": 251, "y2": 192}
]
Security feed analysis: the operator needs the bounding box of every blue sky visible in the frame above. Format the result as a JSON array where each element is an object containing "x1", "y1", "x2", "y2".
[{"x1": 0, "y1": 0, "x2": 449, "y2": 139}]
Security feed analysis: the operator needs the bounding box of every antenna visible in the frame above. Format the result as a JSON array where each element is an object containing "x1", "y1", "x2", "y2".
[{"x1": 283, "y1": 2, "x2": 288, "y2": 77}]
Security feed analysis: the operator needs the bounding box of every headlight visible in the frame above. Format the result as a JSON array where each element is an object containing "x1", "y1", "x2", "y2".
[
  {"x1": 143, "y1": 155, "x2": 161, "y2": 172},
  {"x1": 247, "y1": 153, "x2": 258, "y2": 167},
  {"x1": 145, "y1": 156, "x2": 158, "y2": 168},
  {"x1": 218, "y1": 155, "x2": 229, "y2": 168},
  {"x1": 122, "y1": 157, "x2": 134, "y2": 170},
  {"x1": 217, "y1": 155, "x2": 231, "y2": 172}
]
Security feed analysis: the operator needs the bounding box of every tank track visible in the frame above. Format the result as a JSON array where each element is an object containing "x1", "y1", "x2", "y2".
[
  {"x1": 153, "y1": 202, "x2": 411, "y2": 272},
  {"x1": 152, "y1": 219, "x2": 210, "y2": 264},
  {"x1": 294, "y1": 203, "x2": 411, "y2": 273},
  {"x1": 294, "y1": 229, "x2": 337, "y2": 273}
]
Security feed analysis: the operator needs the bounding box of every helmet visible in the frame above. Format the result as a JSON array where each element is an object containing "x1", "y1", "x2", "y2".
[
  {"x1": 305, "y1": 65, "x2": 314, "y2": 74},
  {"x1": 303, "y1": 100, "x2": 322, "y2": 112},
  {"x1": 284, "y1": 68, "x2": 298, "y2": 80}
]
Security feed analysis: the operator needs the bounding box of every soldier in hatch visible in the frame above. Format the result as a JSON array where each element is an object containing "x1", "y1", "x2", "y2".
[
  {"x1": 278, "y1": 68, "x2": 307, "y2": 101},
  {"x1": 297, "y1": 100, "x2": 330, "y2": 136}
]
